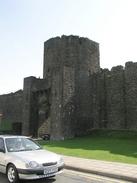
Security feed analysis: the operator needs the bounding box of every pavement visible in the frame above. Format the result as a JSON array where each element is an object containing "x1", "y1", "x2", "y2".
[{"x1": 63, "y1": 156, "x2": 137, "y2": 182}]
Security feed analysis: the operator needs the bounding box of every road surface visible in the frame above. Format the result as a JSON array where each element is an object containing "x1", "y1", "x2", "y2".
[{"x1": 0, "y1": 170, "x2": 131, "y2": 183}]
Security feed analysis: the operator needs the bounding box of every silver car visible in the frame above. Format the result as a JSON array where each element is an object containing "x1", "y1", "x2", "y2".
[{"x1": 0, "y1": 135, "x2": 64, "y2": 183}]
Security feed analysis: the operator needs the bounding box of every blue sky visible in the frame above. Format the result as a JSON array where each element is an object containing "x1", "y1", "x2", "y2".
[{"x1": 0, "y1": 0, "x2": 137, "y2": 94}]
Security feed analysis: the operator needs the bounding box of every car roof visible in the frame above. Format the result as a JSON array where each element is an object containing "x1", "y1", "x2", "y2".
[{"x1": 0, "y1": 135, "x2": 29, "y2": 139}]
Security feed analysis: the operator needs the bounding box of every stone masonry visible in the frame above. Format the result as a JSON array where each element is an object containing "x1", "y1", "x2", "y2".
[
  {"x1": 0, "y1": 90, "x2": 23, "y2": 134},
  {"x1": 0, "y1": 35, "x2": 137, "y2": 139},
  {"x1": 43, "y1": 36, "x2": 100, "y2": 139}
]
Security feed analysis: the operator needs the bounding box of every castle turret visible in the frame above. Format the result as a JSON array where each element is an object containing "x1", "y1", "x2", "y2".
[{"x1": 43, "y1": 35, "x2": 100, "y2": 139}]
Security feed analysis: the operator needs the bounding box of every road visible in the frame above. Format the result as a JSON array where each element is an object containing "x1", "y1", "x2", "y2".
[{"x1": 0, "y1": 170, "x2": 131, "y2": 183}]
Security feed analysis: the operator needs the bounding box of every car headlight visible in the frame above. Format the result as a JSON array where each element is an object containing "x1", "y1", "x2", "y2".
[
  {"x1": 58, "y1": 157, "x2": 64, "y2": 165},
  {"x1": 26, "y1": 161, "x2": 40, "y2": 168}
]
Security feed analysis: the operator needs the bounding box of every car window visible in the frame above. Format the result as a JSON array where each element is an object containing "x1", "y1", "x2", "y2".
[
  {"x1": 0, "y1": 138, "x2": 5, "y2": 152},
  {"x1": 5, "y1": 137, "x2": 42, "y2": 152}
]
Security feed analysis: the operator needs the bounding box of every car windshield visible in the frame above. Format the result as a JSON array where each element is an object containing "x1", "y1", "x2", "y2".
[{"x1": 5, "y1": 137, "x2": 42, "y2": 152}]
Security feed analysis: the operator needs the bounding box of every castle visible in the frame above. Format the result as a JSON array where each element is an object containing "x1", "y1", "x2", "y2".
[{"x1": 0, "y1": 35, "x2": 137, "y2": 140}]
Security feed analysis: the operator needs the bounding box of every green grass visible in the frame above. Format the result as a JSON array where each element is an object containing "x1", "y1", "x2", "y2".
[{"x1": 39, "y1": 130, "x2": 137, "y2": 165}]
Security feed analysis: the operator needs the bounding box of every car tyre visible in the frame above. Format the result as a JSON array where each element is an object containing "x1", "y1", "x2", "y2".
[{"x1": 7, "y1": 164, "x2": 19, "y2": 183}]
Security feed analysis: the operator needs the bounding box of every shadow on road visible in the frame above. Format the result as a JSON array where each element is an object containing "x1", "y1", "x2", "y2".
[
  {"x1": 0, "y1": 172, "x2": 56, "y2": 183},
  {"x1": 22, "y1": 177, "x2": 56, "y2": 183}
]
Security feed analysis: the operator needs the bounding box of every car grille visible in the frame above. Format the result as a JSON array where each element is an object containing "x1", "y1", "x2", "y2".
[{"x1": 42, "y1": 162, "x2": 57, "y2": 166}]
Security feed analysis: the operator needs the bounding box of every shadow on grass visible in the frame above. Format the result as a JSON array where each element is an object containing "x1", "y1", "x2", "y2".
[{"x1": 39, "y1": 130, "x2": 137, "y2": 163}]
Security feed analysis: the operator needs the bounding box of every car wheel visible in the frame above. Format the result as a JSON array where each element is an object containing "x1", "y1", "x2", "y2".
[{"x1": 7, "y1": 164, "x2": 19, "y2": 183}]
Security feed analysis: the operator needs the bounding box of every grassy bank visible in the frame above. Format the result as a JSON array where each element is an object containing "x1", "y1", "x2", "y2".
[{"x1": 39, "y1": 130, "x2": 137, "y2": 164}]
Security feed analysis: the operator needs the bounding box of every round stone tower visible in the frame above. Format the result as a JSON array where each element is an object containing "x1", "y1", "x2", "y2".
[{"x1": 43, "y1": 35, "x2": 100, "y2": 140}]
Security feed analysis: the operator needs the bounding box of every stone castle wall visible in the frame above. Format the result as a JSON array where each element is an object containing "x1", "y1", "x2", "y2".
[
  {"x1": 0, "y1": 90, "x2": 23, "y2": 134},
  {"x1": 1, "y1": 36, "x2": 137, "y2": 139},
  {"x1": 97, "y1": 62, "x2": 137, "y2": 131}
]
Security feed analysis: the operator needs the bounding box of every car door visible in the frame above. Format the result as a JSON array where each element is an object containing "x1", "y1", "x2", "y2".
[{"x1": 0, "y1": 138, "x2": 6, "y2": 173}]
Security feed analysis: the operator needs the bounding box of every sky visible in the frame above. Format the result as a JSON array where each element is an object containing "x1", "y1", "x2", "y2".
[{"x1": 0, "y1": 0, "x2": 137, "y2": 94}]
